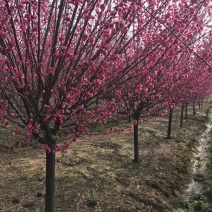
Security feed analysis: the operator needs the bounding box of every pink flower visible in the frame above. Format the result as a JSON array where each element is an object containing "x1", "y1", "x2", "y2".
[
  {"x1": 133, "y1": 119, "x2": 138, "y2": 125},
  {"x1": 11, "y1": 112, "x2": 16, "y2": 118}
]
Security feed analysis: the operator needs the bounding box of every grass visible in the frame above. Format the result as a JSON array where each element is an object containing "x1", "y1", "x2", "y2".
[
  {"x1": 86, "y1": 195, "x2": 97, "y2": 208},
  {"x1": 0, "y1": 102, "x2": 211, "y2": 211}
]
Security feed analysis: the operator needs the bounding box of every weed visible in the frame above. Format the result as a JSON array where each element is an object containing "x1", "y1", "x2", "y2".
[
  {"x1": 180, "y1": 200, "x2": 190, "y2": 209},
  {"x1": 191, "y1": 194, "x2": 208, "y2": 211},
  {"x1": 20, "y1": 173, "x2": 30, "y2": 181},
  {"x1": 175, "y1": 136, "x2": 184, "y2": 143},
  {"x1": 93, "y1": 206, "x2": 102, "y2": 212},
  {"x1": 86, "y1": 196, "x2": 97, "y2": 208}
]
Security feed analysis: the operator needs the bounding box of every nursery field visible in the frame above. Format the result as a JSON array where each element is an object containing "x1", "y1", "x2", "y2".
[
  {"x1": 0, "y1": 103, "x2": 212, "y2": 212},
  {"x1": 0, "y1": 0, "x2": 211, "y2": 211}
]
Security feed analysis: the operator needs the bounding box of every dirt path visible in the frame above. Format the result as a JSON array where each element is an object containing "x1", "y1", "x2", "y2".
[{"x1": 0, "y1": 104, "x2": 210, "y2": 212}]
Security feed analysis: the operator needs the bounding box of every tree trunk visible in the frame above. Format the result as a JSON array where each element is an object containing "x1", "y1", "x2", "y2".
[
  {"x1": 180, "y1": 105, "x2": 184, "y2": 127},
  {"x1": 193, "y1": 102, "x2": 196, "y2": 115},
  {"x1": 133, "y1": 116, "x2": 139, "y2": 163},
  {"x1": 167, "y1": 108, "x2": 173, "y2": 139},
  {"x1": 45, "y1": 139, "x2": 56, "y2": 212},
  {"x1": 185, "y1": 104, "x2": 188, "y2": 119},
  {"x1": 199, "y1": 102, "x2": 201, "y2": 109},
  {"x1": 96, "y1": 95, "x2": 99, "y2": 107}
]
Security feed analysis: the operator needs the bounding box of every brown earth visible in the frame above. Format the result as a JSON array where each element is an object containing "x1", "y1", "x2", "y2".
[{"x1": 0, "y1": 103, "x2": 210, "y2": 212}]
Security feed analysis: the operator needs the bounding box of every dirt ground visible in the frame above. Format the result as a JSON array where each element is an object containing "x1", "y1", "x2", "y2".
[{"x1": 0, "y1": 103, "x2": 210, "y2": 212}]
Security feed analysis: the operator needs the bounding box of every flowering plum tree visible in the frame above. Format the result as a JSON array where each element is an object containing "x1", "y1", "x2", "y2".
[
  {"x1": 112, "y1": 0, "x2": 212, "y2": 162},
  {"x1": 164, "y1": 53, "x2": 212, "y2": 137}
]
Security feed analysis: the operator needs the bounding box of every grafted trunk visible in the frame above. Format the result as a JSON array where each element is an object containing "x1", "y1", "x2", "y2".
[
  {"x1": 167, "y1": 108, "x2": 173, "y2": 139},
  {"x1": 180, "y1": 105, "x2": 184, "y2": 127},
  {"x1": 134, "y1": 121, "x2": 139, "y2": 163},
  {"x1": 45, "y1": 137, "x2": 56, "y2": 212},
  {"x1": 133, "y1": 114, "x2": 140, "y2": 163},
  {"x1": 193, "y1": 102, "x2": 196, "y2": 115}
]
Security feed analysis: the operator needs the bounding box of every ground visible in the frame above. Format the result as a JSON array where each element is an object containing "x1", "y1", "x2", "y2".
[{"x1": 0, "y1": 103, "x2": 210, "y2": 212}]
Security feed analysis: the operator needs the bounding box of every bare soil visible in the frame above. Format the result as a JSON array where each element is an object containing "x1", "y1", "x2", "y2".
[{"x1": 0, "y1": 104, "x2": 209, "y2": 212}]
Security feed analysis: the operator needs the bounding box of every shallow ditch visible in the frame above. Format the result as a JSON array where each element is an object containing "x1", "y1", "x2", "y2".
[{"x1": 184, "y1": 110, "x2": 212, "y2": 211}]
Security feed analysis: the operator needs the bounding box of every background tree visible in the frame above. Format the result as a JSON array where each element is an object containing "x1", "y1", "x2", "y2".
[{"x1": 111, "y1": 0, "x2": 212, "y2": 162}]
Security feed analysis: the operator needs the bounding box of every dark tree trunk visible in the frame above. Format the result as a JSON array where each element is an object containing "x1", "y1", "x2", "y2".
[
  {"x1": 193, "y1": 102, "x2": 196, "y2": 115},
  {"x1": 180, "y1": 105, "x2": 184, "y2": 127},
  {"x1": 45, "y1": 138, "x2": 56, "y2": 212},
  {"x1": 96, "y1": 95, "x2": 99, "y2": 107},
  {"x1": 133, "y1": 115, "x2": 140, "y2": 163},
  {"x1": 185, "y1": 104, "x2": 188, "y2": 119},
  {"x1": 167, "y1": 108, "x2": 173, "y2": 139}
]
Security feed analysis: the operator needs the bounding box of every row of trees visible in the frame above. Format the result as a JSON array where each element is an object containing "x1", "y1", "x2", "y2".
[{"x1": 0, "y1": 0, "x2": 211, "y2": 211}]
